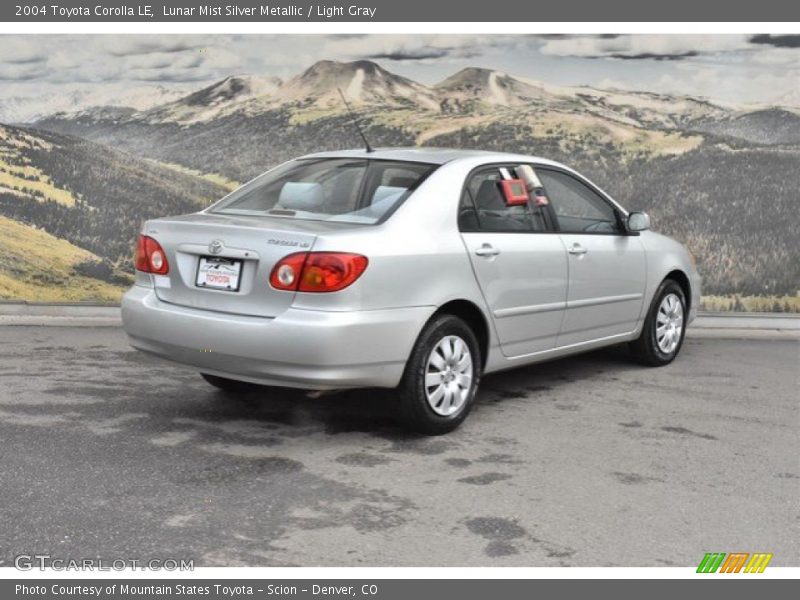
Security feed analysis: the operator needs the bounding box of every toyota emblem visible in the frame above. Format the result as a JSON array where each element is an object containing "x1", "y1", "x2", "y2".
[{"x1": 208, "y1": 240, "x2": 224, "y2": 254}]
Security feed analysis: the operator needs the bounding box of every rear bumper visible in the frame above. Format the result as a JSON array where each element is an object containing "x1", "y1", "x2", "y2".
[{"x1": 121, "y1": 285, "x2": 434, "y2": 390}]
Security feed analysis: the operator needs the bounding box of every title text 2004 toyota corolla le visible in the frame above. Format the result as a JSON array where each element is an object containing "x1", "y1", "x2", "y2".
[{"x1": 122, "y1": 148, "x2": 701, "y2": 434}]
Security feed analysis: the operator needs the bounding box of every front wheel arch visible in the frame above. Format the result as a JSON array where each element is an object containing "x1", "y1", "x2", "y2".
[
  {"x1": 630, "y1": 279, "x2": 687, "y2": 366},
  {"x1": 664, "y1": 269, "x2": 692, "y2": 315}
]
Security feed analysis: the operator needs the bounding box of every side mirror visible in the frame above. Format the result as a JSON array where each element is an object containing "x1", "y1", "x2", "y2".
[{"x1": 627, "y1": 212, "x2": 650, "y2": 232}]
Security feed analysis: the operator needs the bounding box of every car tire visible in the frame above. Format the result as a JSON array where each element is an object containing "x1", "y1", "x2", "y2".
[
  {"x1": 629, "y1": 279, "x2": 687, "y2": 367},
  {"x1": 200, "y1": 373, "x2": 256, "y2": 393},
  {"x1": 397, "y1": 314, "x2": 481, "y2": 435}
]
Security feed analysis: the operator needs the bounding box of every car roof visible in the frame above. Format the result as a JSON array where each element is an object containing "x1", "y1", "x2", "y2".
[{"x1": 300, "y1": 147, "x2": 569, "y2": 168}]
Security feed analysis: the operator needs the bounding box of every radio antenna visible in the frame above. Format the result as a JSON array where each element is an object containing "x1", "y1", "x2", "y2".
[{"x1": 337, "y1": 87, "x2": 373, "y2": 153}]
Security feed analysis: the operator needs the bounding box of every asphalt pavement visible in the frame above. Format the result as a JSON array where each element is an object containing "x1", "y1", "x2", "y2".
[{"x1": 0, "y1": 326, "x2": 797, "y2": 567}]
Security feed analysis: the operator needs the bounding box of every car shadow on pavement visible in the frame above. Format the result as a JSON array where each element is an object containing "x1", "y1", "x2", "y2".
[{"x1": 181, "y1": 343, "x2": 647, "y2": 439}]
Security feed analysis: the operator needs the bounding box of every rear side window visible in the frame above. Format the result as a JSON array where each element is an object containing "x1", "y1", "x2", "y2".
[
  {"x1": 459, "y1": 167, "x2": 548, "y2": 233},
  {"x1": 211, "y1": 158, "x2": 436, "y2": 224},
  {"x1": 538, "y1": 170, "x2": 621, "y2": 234}
]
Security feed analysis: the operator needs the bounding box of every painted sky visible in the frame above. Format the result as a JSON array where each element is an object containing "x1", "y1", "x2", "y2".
[{"x1": 0, "y1": 34, "x2": 798, "y2": 106}]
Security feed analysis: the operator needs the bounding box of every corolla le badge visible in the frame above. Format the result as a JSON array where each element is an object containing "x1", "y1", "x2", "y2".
[
  {"x1": 267, "y1": 238, "x2": 310, "y2": 248},
  {"x1": 208, "y1": 240, "x2": 224, "y2": 254}
]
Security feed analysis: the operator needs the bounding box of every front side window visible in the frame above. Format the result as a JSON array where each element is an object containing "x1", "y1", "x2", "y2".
[
  {"x1": 211, "y1": 158, "x2": 436, "y2": 224},
  {"x1": 538, "y1": 170, "x2": 621, "y2": 233},
  {"x1": 459, "y1": 167, "x2": 548, "y2": 233}
]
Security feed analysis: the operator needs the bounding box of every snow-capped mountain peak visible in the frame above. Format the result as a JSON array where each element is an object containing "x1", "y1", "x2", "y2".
[
  {"x1": 177, "y1": 75, "x2": 282, "y2": 108},
  {"x1": 277, "y1": 60, "x2": 440, "y2": 111},
  {"x1": 435, "y1": 67, "x2": 557, "y2": 108},
  {"x1": 139, "y1": 75, "x2": 283, "y2": 124}
]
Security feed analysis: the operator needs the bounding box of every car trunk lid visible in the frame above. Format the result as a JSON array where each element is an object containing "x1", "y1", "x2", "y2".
[{"x1": 143, "y1": 212, "x2": 319, "y2": 318}]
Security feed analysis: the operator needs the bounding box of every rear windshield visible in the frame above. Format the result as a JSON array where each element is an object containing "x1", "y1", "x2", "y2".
[{"x1": 209, "y1": 158, "x2": 437, "y2": 224}]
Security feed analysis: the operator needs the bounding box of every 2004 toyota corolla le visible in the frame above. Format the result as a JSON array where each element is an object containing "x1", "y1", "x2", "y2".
[{"x1": 122, "y1": 148, "x2": 701, "y2": 434}]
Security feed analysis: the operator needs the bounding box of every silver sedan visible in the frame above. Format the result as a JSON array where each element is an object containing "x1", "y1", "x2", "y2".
[{"x1": 122, "y1": 148, "x2": 701, "y2": 434}]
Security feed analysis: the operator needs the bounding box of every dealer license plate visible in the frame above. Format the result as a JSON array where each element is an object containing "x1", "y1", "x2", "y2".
[{"x1": 195, "y1": 257, "x2": 242, "y2": 291}]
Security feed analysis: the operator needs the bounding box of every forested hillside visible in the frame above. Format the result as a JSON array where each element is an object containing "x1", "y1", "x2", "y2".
[
  {"x1": 0, "y1": 123, "x2": 229, "y2": 299},
  {"x1": 8, "y1": 60, "x2": 800, "y2": 300}
]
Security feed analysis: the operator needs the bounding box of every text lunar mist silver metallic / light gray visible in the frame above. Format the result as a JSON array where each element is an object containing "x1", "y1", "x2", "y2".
[{"x1": 122, "y1": 148, "x2": 701, "y2": 434}]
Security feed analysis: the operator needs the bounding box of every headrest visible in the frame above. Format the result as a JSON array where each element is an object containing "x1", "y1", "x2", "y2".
[
  {"x1": 277, "y1": 182, "x2": 324, "y2": 211},
  {"x1": 371, "y1": 185, "x2": 407, "y2": 205},
  {"x1": 387, "y1": 176, "x2": 417, "y2": 189},
  {"x1": 474, "y1": 179, "x2": 504, "y2": 210}
]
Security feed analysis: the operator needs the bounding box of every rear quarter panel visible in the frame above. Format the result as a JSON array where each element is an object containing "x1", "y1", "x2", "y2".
[{"x1": 289, "y1": 161, "x2": 489, "y2": 316}]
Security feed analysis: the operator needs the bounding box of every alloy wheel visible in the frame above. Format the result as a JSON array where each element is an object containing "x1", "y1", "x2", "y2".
[
  {"x1": 424, "y1": 335, "x2": 473, "y2": 416},
  {"x1": 656, "y1": 293, "x2": 684, "y2": 354}
]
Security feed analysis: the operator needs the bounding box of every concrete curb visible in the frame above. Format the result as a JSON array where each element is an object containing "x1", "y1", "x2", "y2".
[
  {"x1": 692, "y1": 313, "x2": 800, "y2": 328},
  {"x1": 0, "y1": 304, "x2": 122, "y2": 327},
  {"x1": 0, "y1": 316, "x2": 123, "y2": 327},
  {"x1": 0, "y1": 304, "x2": 798, "y2": 339},
  {"x1": 686, "y1": 328, "x2": 799, "y2": 341}
]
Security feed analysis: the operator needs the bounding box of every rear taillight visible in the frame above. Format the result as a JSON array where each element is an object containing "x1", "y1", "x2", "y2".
[
  {"x1": 269, "y1": 252, "x2": 307, "y2": 290},
  {"x1": 134, "y1": 234, "x2": 169, "y2": 275},
  {"x1": 269, "y1": 252, "x2": 368, "y2": 293}
]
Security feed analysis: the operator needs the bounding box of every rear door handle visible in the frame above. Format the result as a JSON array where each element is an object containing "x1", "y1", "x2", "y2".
[
  {"x1": 568, "y1": 244, "x2": 588, "y2": 255},
  {"x1": 475, "y1": 244, "x2": 501, "y2": 257}
]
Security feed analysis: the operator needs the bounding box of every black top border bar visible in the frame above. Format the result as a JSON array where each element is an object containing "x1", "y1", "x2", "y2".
[{"x1": 2, "y1": 0, "x2": 800, "y2": 22}]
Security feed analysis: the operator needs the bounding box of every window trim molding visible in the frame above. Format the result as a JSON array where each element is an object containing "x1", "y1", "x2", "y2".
[
  {"x1": 534, "y1": 165, "x2": 630, "y2": 236},
  {"x1": 457, "y1": 162, "x2": 556, "y2": 235},
  {"x1": 208, "y1": 158, "x2": 437, "y2": 226}
]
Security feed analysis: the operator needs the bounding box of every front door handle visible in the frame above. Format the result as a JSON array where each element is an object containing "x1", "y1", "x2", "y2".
[
  {"x1": 475, "y1": 244, "x2": 501, "y2": 257},
  {"x1": 568, "y1": 244, "x2": 588, "y2": 256}
]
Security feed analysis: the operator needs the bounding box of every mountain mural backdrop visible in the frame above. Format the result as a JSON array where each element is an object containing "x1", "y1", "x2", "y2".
[{"x1": 1, "y1": 60, "x2": 798, "y2": 307}]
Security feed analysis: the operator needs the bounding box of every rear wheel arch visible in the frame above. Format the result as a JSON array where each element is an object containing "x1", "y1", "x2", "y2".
[
  {"x1": 398, "y1": 311, "x2": 482, "y2": 434},
  {"x1": 429, "y1": 299, "x2": 490, "y2": 370}
]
